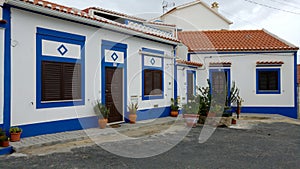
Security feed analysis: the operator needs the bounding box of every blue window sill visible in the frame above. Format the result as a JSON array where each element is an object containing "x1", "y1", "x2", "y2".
[{"x1": 142, "y1": 95, "x2": 164, "y2": 100}]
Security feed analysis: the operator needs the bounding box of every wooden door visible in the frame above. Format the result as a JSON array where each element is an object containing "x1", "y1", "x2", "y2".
[
  {"x1": 187, "y1": 72, "x2": 194, "y2": 100},
  {"x1": 105, "y1": 67, "x2": 123, "y2": 123}
]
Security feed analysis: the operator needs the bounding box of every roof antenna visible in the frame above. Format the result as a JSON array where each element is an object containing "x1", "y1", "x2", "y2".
[{"x1": 162, "y1": 0, "x2": 175, "y2": 14}]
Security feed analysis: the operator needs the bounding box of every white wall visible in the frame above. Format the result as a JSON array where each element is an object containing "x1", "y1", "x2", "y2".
[
  {"x1": 190, "y1": 53, "x2": 295, "y2": 107},
  {"x1": 0, "y1": 28, "x2": 4, "y2": 124},
  {"x1": 10, "y1": 8, "x2": 175, "y2": 126},
  {"x1": 161, "y1": 4, "x2": 230, "y2": 31}
]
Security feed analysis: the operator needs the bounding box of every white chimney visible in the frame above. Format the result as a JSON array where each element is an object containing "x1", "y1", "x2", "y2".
[{"x1": 211, "y1": 2, "x2": 219, "y2": 12}]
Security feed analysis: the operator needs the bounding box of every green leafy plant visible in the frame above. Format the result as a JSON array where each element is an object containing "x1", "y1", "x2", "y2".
[
  {"x1": 9, "y1": 127, "x2": 22, "y2": 133},
  {"x1": 198, "y1": 79, "x2": 211, "y2": 116},
  {"x1": 128, "y1": 102, "x2": 138, "y2": 114},
  {"x1": 170, "y1": 98, "x2": 179, "y2": 111},
  {"x1": 0, "y1": 135, "x2": 9, "y2": 142},
  {"x1": 183, "y1": 96, "x2": 200, "y2": 114},
  {"x1": 93, "y1": 100, "x2": 110, "y2": 119}
]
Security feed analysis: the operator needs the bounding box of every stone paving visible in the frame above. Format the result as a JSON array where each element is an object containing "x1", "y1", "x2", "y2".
[{"x1": 9, "y1": 116, "x2": 177, "y2": 152}]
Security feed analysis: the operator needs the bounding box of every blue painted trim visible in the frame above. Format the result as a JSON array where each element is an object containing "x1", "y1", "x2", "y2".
[
  {"x1": 241, "y1": 107, "x2": 297, "y2": 119},
  {"x1": 187, "y1": 70, "x2": 196, "y2": 100},
  {"x1": 0, "y1": 146, "x2": 13, "y2": 156},
  {"x1": 142, "y1": 47, "x2": 164, "y2": 55},
  {"x1": 173, "y1": 46, "x2": 178, "y2": 100},
  {"x1": 37, "y1": 27, "x2": 85, "y2": 42},
  {"x1": 256, "y1": 68, "x2": 281, "y2": 94},
  {"x1": 209, "y1": 68, "x2": 231, "y2": 105},
  {"x1": 187, "y1": 53, "x2": 191, "y2": 61},
  {"x1": 125, "y1": 106, "x2": 171, "y2": 122},
  {"x1": 294, "y1": 52, "x2": 298, "y2": 118},
  {"x1": 15, "y1": 116, "x2": 98, "y2": 138},
  {"x1": 141, "y1": 48, "x2": 164, "y2": 100},
  {"x1": 36, "y1": 27, "x2": 86, "y2": 109},
  {"x1": 101, "y1": 40, "x2": 127, "y2": 121},
  {"x1": 3, "y1": 5, "x2": 11, "y2": 131}
]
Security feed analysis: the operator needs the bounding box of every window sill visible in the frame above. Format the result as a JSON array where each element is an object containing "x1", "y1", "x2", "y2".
[{"x1": 142, "y1": 95, "x2": 164, "y2": 100}]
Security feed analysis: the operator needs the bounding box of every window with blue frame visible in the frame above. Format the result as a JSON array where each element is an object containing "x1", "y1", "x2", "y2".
[
  {"x1": 256, "y1": 68, "x2": 281, "y2": 94},
  {"x1": 36, "y1": 27, "x2": 85, "y2": 108},
  {"x1": 142, "y1": 48, "x2": 164, "y2": 100}
]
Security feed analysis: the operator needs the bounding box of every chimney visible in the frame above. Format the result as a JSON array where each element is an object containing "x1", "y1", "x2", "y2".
[{"x1": 211, "y1": 2, "x2": 219, "y2": 12}]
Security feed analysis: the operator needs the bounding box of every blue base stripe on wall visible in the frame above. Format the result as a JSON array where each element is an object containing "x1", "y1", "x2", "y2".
[
  {"x1": 0, "y1": 146, "x2": 13, "y2": 155},
  {"x1": 17, "y1": 116, "x2": 98, "y2": 138},
  {"x1": 240, "y1": 107, "x2": 297, "y2": 119},
  {"x1": 125, "y1": 107, "x2": 171, "y2": 122}
]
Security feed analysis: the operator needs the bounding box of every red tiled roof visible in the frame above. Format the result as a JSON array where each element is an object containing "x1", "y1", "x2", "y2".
[
  {"x1": 176, "y1": 59, "x2": 203, "y2": 67},
  {"x1": 209, "y1": 62, "x2": 231, "y2": 67},
  {"x1": 256, "y1": 61, "x2": 284, "y2": 65},
  {"x1": 297, "y1": 65, "x2": 300, "y2": 84},
  {"x1": 178, "y1": 30, "x2": 299, "y2": 52},
  {"x1": 12, "y1": 0, "x2": 179, "y2": 43}
]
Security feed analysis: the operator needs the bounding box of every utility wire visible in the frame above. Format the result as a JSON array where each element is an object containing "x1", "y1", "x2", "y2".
[
  {"x1": 267, "y1": 0, "x2": 300, "y2": 10},
  {"x1": 244, "y1": 0, "x2": 300, "y2": 15}
]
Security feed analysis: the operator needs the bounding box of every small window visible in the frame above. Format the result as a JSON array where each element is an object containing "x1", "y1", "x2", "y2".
[
  {"x1": 144, "y1": 69, "x2": 163, "y2": 96},
  {"x1": 257, "y1": 69, "x2": 280, "y2": 94},
  {"x1": 42, "y1": 61, "x2": 81, "y2": 101}
]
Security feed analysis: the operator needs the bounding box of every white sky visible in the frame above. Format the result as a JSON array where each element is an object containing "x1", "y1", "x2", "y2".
[{"x1": 49, "y1": 0, "x2": 300, "y2": 58}]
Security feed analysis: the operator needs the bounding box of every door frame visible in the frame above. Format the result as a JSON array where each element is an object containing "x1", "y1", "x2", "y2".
[
  {"x1": 186, "y1": 70, "x2": 196, "y2": 101},
  {"x1": 209, "y1": 68, "x2": 231, "y2": 105},
  {"x1": 101, "y1": 40, "x2": 127, "y2": 124}
]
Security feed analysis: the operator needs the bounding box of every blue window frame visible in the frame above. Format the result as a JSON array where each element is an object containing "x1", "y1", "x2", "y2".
[
  {"x1": 36, "y1": 27, "x2": 85, "y2": 108},
  {"x1": 256, "y1": 68, "x2": 281, "y2": 94},
  {"x1": 142, "y1": 48, "x2": 164, "y2": 100}
]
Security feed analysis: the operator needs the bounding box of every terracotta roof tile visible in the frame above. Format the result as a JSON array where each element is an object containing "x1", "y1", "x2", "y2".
[
  {"x1": 14, "y1": 0, "x2": 179, "y2": 43},
  {"x1": 209, "y1": 61, "x2": 231, "y2": 67},
  {"x1": 178, "y1": 30, "x2": 299, "y2": 52},
  {"x1": 256, "y1": 61, "x2": 284, "y2": 65},
  {"x1": 176, "y1": 59, "x2": 203, "y2": 67}
]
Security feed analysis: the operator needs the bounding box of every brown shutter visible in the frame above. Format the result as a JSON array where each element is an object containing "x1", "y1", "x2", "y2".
[
  {"x1": 42, "y1": 61, "x2": 62, "y2": 101},
  {"x1": 144, "y1": 69, "x2": 153, "y2": 95},
  {"x1": 62, "y1": 63, "x2": 81, "y2": 100},
  {"x1": 153, "y1": 70, "x2": 162, "y2": 95}
]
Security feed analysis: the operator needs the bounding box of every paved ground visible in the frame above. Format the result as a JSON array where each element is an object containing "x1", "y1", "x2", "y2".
[{"x1": 0, "y1": 114, "x2": 300, "y2": 169}]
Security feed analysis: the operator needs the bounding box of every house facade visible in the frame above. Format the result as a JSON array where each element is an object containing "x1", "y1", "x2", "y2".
[
  {"x1": 0, "y1": 0, "x2": 181, "y2": 137},
  {"x1": 178, "y1": 30, "x2": 299, "y2": 118},
  {"x1": 158, "y1": 1, "x2": 232, "y2": 31}
]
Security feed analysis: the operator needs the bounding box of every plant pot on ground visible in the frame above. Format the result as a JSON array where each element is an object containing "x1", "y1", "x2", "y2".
[
  {"x1": 182, "y1": 96, "x2": 200, "y2": 127},
  {"x1": 9, "y1": 127, "x2": 22, "y2": 142},
  {"x1": 93, "y1": 100, "x2": 110, "y2": 129},
  {"x1": 128, "y1": 102, "x2": 138, "y2": 124},
  {"x1": 0, "y1": 136, "x2": 9, "y2": 147},
  {"x1": 170, "y1": 98, "x2": 179, "y2": 117}
]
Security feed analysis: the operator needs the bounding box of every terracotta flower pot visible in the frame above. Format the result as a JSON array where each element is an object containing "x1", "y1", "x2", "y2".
[
  {"x1": 129, "y1": 114, "x2": 137, "y2": 124},
  {"x1": 0, "y1": 141, "x2": 9, "y2": 147},
  {"x1": 183, "y1": 114, "x2": 199, "y2": 127},
  {"x1": 231, "y1": 118, "x2": 237, "y2": 125},
  {"x1": 10, "y1": 132, "x2": 21, "y2": 142},
  {"x1": 170, "y1": 110, "x2": 179, "y2": 117},
  {"x1": 98, "y1": 118, "x2": 108, "y2": 129}
]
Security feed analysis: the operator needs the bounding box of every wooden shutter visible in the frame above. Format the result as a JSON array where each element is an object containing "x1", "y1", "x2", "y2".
[
  {"x1": 42, "y1": 61, "x2": 81, "y2": 101},
  {"x1": 63, "y1": 63, "x2": 81, "y2": 100},
  {"x1": 144, "y1": 69, "x2": 162, "y2": 96},
  {"x1": 144, "y1": 70, "x2": 153, "y2": 95},
  {"x1": 42, "y1": 61, "x2": 62, "y2": 101},
  {"x1": 153, "y1": 70, "x2": 162, "y2": 95}
]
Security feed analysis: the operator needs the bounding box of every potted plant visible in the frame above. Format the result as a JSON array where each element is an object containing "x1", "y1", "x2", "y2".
[
  {"x1": 182, "y1": 96, "x2": 200, "y2": 127},
  {"x1": 170, "y1": 98, "x2": 179, "y2": 117},
  {"x1": 128, "y1": 102, "x2": 138, "y2": 124},
  {"x1": 0, "y1": 135, "x2": 9, "y2": 147},
  {"x1": 93, "y1": 100, "x2": 110, "y2": 129},
  {"x1": 236, "y1": 96, "x2": 244, "y2": 119},
  {"x1": 9, "y1": 127, "x2": 22, "y2": 142}
]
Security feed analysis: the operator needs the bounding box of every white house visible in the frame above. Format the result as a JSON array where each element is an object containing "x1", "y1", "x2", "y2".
[
  {"x1": 0, "y1": 0, "x2": 181, "y2": 137},
  {"x1": 177, "y1": 29, "x2": 299, "y2": 118},
  {"x1": 158, "y1": 0, "x2": 232, "y2": 31}
]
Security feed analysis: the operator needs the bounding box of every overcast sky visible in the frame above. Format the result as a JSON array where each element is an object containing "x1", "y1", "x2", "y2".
[{"x1": 49, "y1": 0, "x2": 300, "y2": 57}]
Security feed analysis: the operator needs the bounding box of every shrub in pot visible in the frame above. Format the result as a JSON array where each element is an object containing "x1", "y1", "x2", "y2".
[
  {"x1": 0, "y1": 135, "x2": 9, "y2": 147},
  {"x1": 9, "y1": 127, "x2": 22, "y2": 142},
  {"x1": 128, "y1": 102, "x2": 138, "y2": 124},
  {"x1": 170, "y1": 98, "x2": 179, "y2": 117},
  {"x1": 94, "y1": 100, "x2": 110, "y2": 129},
  {"x1": 182, "y1": 96, "x2": 200, "y2": 127}
]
